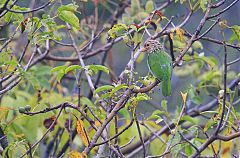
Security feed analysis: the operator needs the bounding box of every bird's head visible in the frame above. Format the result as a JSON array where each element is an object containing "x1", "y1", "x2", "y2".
[{"x1": 141, "y1": 40, "x2": 164, "y2": 54}]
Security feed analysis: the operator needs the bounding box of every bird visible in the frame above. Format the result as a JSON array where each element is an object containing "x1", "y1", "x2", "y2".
[{"x1": 142, "y1": 40, "x2": 172, "y2": 96}]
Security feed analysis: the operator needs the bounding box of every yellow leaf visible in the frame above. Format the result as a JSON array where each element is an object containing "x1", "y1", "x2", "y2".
[
  {"x1": 0, "y1": 107, "x2": 11, "y2": 121},
  {"x1": 180, "y1": 91, "x2": 188, "y2": 104},
  {"x1": 175, "y1": 27, "x2": 185, "y2": 42},
  {"x1": 69, "y1": 150, "x2": 84, "y2": 158},
  {"x1": 95, "y1": 120, "x2": 101, "y2": 127},
  {"x1": 76, "y1": 120, "x2": 89, "y2": 146},
  {"x1": 169, "y1": 31, "x2": 174, "y2": 40},
  {"x1": 221, "y1": 141, "x2": 233, "y2": 158}
]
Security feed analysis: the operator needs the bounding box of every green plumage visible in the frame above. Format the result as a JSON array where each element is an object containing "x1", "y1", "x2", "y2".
[{"x1": 147, "y1": 49, "x2": 172, "y2": 96}]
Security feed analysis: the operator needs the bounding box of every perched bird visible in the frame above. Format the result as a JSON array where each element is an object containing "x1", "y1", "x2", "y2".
[{"x1": 142, "y1": 40, "x2": 172, "y2": 96}]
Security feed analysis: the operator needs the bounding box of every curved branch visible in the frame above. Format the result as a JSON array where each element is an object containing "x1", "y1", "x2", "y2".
[
  {"x1": 207, "y1": 0, "x2": 240, "y2": 19},
  {"x1": 6, "y1": 1, "x2": 52, "y2": 14}
]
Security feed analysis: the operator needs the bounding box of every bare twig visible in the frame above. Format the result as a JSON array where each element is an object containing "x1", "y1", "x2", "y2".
[
  {"x1": 67, "y1": 24, "x2": 107, "y2": 111},
  {"x1": 135, "y1": 117, "x2": 146, "y2": 157},
  {"x1": 189, "y1": 42, "x2": 229, "y2": 158},
  {"x1": 207, "y1": 0, "x2": 240, "y2": 19},
  {"x1": 6, "y1": 1, "x2": 52, "y2": 14},
  {"x1": 214, "y1": 43, "x2": 227, "y2": 135},
  {"x1": 20, "y1": 104, "x2": 64, "y2": 158}
]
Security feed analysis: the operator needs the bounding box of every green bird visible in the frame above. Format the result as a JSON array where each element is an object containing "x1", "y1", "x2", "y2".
[{"x1": 142, "y1": 40, "x2": 172, "y2": 96}]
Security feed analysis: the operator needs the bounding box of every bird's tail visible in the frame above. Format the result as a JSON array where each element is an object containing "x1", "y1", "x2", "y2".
[{"x1": 162, "y1": 79, "x2": 171, "y2": 97}]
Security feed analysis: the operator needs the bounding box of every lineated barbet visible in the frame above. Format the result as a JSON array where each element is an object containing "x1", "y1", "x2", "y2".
[{"x1": 142, "y1": 40, "x2": 173, "y2": 96}]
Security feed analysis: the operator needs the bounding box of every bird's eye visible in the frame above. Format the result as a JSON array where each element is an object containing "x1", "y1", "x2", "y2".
[{"x1": 145, "y1": 43, "x2": 149, "y2": 47}]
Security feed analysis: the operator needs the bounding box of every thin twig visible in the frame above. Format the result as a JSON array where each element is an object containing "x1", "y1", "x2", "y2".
[
  {"x1": 214, "y1": 43, "x2": 227, "y2": 135},
  {"x1": 6, "y1": 1, "x2": 52, "y2": 14},
  {"x1": 178, "y1": 131, "x2": 199, "y2": 152},
  {"x1": 67, "y1": 24, "x2": 107, "y2": 111},
  {"x1": 227, "y1": 57, "x2": 240, "y2": 66},
  {"x1": 135, "y1": 117, "x2": 146, "y2": 157},
  {"x1": 207, "y1": 0, "x2": 240, "y2": 19},
  {"x1": 20, "y1": 104, "x2": 64, "y2": 158},
  {"x1": 94, "y1": 119, "x2": 134, "y2": 146}
]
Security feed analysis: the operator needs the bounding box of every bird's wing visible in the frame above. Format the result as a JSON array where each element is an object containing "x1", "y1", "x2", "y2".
[{"x1": 147, "y1": 51, "x2": 172, "y2": 80}]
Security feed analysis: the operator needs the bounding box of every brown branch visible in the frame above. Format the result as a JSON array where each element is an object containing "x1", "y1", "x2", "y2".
[
  {"x1": 121, "y1": 78, "x2": 240, "y2": 155},
  {"x1": 216, "y1": 132, "x2": 240, "y2": 141},
  {"x1": 67, "y1": 24, "x2": 107, "y2": 111},
  {"x1": 173, "y1": 3, "x2": 211, "y2": 66},
  {"x1": 0, "y1": 39, "x2": 50, "y2": 96},
  {"x1": 214, "y1": 43, "x2": 227, "y2": 135},
  {"x1": 20, "y1": 103, "x2": 64, "y2": 158},
  {"x1": 6, "y1": 1, "x2": 52, "y2": 14},
  {"x1": 227, "y1": 57, "x2": 240, "y2": 66},
  {"x1": 135, "y1": 116, "x2": 146, "y2": 157},
  {"x1": 93, "y1": 119, "x2": 134, "y2": 146},
  {"x1": 190, "y1": 42, "x2": 229, "y2": 157},
  {"x1": 207, "y1": 0, "x2": 240, "y2": 19},
  {"x1": 210, "y1": 0, "x2": 225, "y2": 8},
  {"x1": 178, "y1": 131, "x2": 199, "y2": 152},
  {"x1": 196, "y1": 17, "x2": 220, "y2": 39},
  {"x1": 83, "y1": 89, "x2": 131, "y2": 155}
]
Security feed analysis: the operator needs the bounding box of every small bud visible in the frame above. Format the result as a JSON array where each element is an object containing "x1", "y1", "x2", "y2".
[
  {"x1": 218, "y1": 90, "x2": 224, "y2": 99},
  {"x1": 192, "y1": 41, "x2": 203, "y2": 50},
  {"x1": 18, "y1": 107, "x2": 25, "y2": 113},
  {"x1": 24, "y1": 105, "x2": 31, "y2": 112}
]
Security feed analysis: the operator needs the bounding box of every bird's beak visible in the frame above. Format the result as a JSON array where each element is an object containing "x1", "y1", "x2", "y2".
[{"x1": 140, "y1": 47, "x2": 146, "y2": 52}]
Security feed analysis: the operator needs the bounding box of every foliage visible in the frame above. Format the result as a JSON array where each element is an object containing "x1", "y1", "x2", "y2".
[{"x1": 0, "y1": 0, "x2": 240, "y2": 158}]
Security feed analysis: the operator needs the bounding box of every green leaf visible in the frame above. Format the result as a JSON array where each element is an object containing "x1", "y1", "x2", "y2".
[
  {"x1": 129, "y1": 25, "x2": 138, "y2": 32},
  {"x1": 65, "y1": 65, "x2": 82, "y2": 74},
  {"x1": 192, "y1": 41, "x2": 203, "y2": 50},
  {"x1": 94, "y1": 92, "x2": 113, "y2": 104},
  {"x1": 122, "y1": 35, "x2": 129, "y2": 43},
  {"x1": 200, "y1": 0, "x2": 208, "y2": 11},
  {"x1": 185, "y1": 144, "x2": 193, "y2": 156},
  {"x1": 87, "y1": 65, "x2": 109, "y2": 74},
  {"x1": 201, "y1": 56, "x2": 217, "y2": 69},
  {"x1": 58, "y1": 10, "x2": 80, "y2": 29},
  {"x1": 188, "y1": 86, "x2": 203, "y2": 104},
  {"x1": 119, "y1": 107, "x2": 131, "y2": 119},
  {"x1": 172, "y1": 132, "x2": 181, "y2": 145},
  {"x1": 38, "y1": 77, "x2": 51, "y2": 89},
  {"x1": 31, "y1": 66, "x2": 51, "y2": 76},
  {"x1": 148, "y1": 110, "x2": 168, "y2": 120},
  {"x1": 229, "y1": 25, "x2": 240, "y2": 43},
  {"x1": 21, "y1": 71, "x2": 40, "y2": 90},
  {"x1": 0, "y1": 51, "x2": 11, "y2": 65},
  {"x1": 51, "y1": 65, "x2": 67, "y2": 82},
  {"x1": 203, "y1": 119, "x2": 217, "y2": 132},
  {"x1": 57, "y1": 3, "x2": 78, "y2": 12},
  {"x1": 175, "y1": 0, "x2": 186, "y2": 4},
  {"x1": 3, "y1": 5, "x2": 26, "y2": 23},
  {"x1": 161, "y1": 100, "x2": 168, "y2": 111},
  {"x1": 108, "y1": 24, "x2": 127, "y2": 39},
  {"x1": 80, "y1": 97, "x2": 94, "y2": 107},
  {"x1": 110, "y1": 84, "x2": 128, "y2": 95},
  {"x1": 180, "y1": 115, "x2": 198, "y2": 124},
  {"x1": 4, "y1": 12, "x2": 13, "y2": 23},
  {"x1": 137, "y1": 25, "x2": 146, "y2": 32},
  {"x1": 57, "y1": 71, "x2": 65, "y2": 82},
  {"x1": 135, "y1": 93, "x2": 151, "y2": 101},
  {"x1": 145, "y1": 0, "x2": 154, "y2": 13},
  {"x1": 50, "y1": 65, "x2": 67, "y2": 73},
  {"x1": 172, "y1": 144, "x2": 182, "y2": 158},
  {"x1": 95, "y1": 85, "x2": 114, "y2": 95}
]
